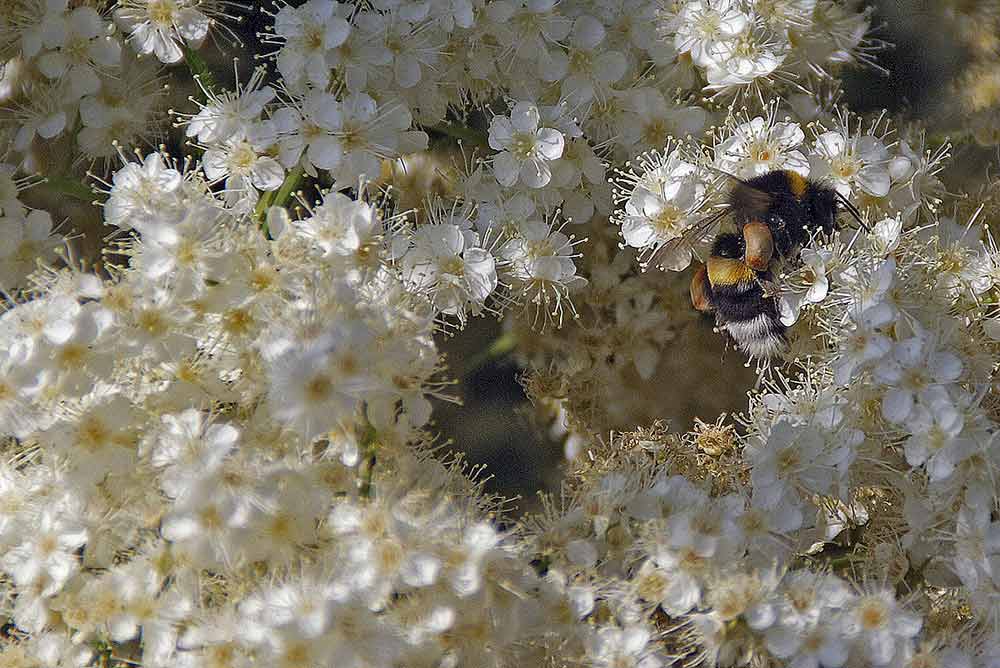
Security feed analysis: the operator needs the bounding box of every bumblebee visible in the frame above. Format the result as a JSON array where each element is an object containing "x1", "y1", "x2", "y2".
[{"x1": 654, "y1": 169, "x2": 862, "y2": 359}]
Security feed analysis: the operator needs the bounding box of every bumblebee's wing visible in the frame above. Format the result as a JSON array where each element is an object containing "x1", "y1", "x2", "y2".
[
  {"x1": 708, "y1": 167, "x2": 774, "y2": 219},
  {"x1": 647, "y1": 207, "x2": 729, "y2": 271}
]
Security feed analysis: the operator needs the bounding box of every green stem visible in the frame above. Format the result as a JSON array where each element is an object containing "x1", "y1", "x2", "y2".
[
  {"x1": 254, "y1": 188, "x2": 276, "y2": 225},
  {"x1": 255, "y1": 165, "x2": 303, "y2": 236},
  {"x1": 273, "y1": 165, "x2": 304, "y2": 209},
  {"x1": 182, "y1": 44, "x2": 215, "y2": 96},
  {"x1": 359, "y1": 424, "x2": 379, "y2": 499}
]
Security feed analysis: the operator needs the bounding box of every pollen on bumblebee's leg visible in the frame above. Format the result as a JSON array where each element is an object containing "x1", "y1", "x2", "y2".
[
  {"x1": 742, "y1": 221, "x2": 774, "y2": 272},
  {"x1": 689, "y1": 264, "x2": 714, "y2": 312}
]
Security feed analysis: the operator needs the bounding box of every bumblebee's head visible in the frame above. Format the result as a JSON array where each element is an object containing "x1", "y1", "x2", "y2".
[{"x1": 806, "y1": 184, "x2": 838, "y2": 234}]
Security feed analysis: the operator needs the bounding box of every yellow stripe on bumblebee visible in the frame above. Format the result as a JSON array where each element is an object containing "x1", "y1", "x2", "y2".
[
  {"x1": 706, "y1": 256, "x2": 757, "y2": 288},
  {"x1": 784, "y1": 170, "x2": 808, "y2": 199}
]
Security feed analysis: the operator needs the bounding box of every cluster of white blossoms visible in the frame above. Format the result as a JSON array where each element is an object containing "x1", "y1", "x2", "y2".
[
  {"x1": 0, "y1": 0, "x2": 175, "y2": 161},
  {"x1": 4, "y1": 0, "x2": 1000, "y2": 667},
  {"x1": 664, "y1": 0, "x2": 876, "y2": 95}
]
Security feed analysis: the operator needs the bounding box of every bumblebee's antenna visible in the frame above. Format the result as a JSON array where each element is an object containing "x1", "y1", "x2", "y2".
[{"x1": 835, "y1": 191, "x2": 870, "y2": 232}]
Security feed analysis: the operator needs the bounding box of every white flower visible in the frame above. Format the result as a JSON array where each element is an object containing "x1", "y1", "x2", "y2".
[
  {"x1": 1, "y1": 507, "x2": 87, "y2": 597},
  {"x1": 31, "y1": 631, "x2": 94, "y2": 668},
  {"x1": 874, "y1": 335, "x2": 963, "y2": 424},
  {"x1": 116, "y1": 286, "x2": 196, "y2": 356},
  {"x1": 869, "y1": 216, "x2": 902, "y2": 255},
  {"x1": 754, "y1": 0, "x2": 818, "y2": 31},
  {"x1": 356, "y1": 11, "x2": 440, "y2": 90},
  {"x1": 0, "y1": 208, "x2": 63, "y2": 290},
  {"x1": 809, "y1": 129, "x2": 891, "y2": 198},
  {"x1": 663, "y1": 493, "x2": 746, "y2": 563},
  {"x1": 36, "y1": 6, "x2": 121, "y2": 99},
  {"x1": 159, "y1": 479, "x2": 250, "y2": 568},
  {"x1": 2, "y1": 291, "x2": 82, "y2": 366},
  {"x1": 549, "y1": 137, "x2": 606, "y2": 193},
  {"x1": 739, "y1": 498, "x2": 804, "y2": 555},
  {"x1": 847, "y1": 256, "x2": 897, "y2": 314},
  {"x1": 748, "y1": 420, "x2": 847, "y2": 505},
  {"x1": 621, "y1": 89, "x2": 708, "y2": 153},
  {"x1": 244, "y1": 574, "x2": 338, "y2": 639},
  {"x1": 716, "y1": 115, "x2": 809, "y2": 179},
  {"x1": 444, "y1": 522, "x2": 502, "y2": 596},
  {"x1": 271, "y1": 0, "x2": 350, "y2": 90},
  {"x1": 759, "y1": 382, "x2": 850, "y2": 432},
  {"x1": 115, "y1": 0, "x2": 213, "y2": 63},
  {"x1": 105, "y1": 562, "x2": 192, "y2": 667},
  {"x1": 36, "y1": 302, "x2": 115, "y2": 399},
  {"x1": 78, "y1": 57, "x2": 167, "y2": 160},
  {"x1": 474, "y1": 194, "x2": 535, "y2": 236},
  {"x1": 499, "y1": 219, "x2": 587, "y2": 328},
  {"x1": 0, "y1": 164, "x2": 27, "y2": 217},
  {"x1": 325, "y1": 9, "x2": 392, "y2": 92},
  {"x1": 103, "y1": 152, "x2": 183, "y2": 231},
  {"x1": 672, "y1": 0, "x2": 749, "y2": 67},
  {"x1": 44, "y1": 397, "x2": 135, "y2": 497},
  {"x1": 833, "y1": 305, "x2": 893, "y2": 385},
  {"x1": 778, "y1": 248, "x2": 831, "y2": 326},
  {"x1": 266, "y1": 320, "x2": 378, "y2": 441},
  {"x1": 329, "y1": 93, "x2": 428, "y2": 185},
  {"x1": 184, "y1": 70, "x2": 276, "y2": 145},
  {"x1": 585, "y1": 625, "x2": 662, "y2": 668},
  {"x1": 429, "y1": 0, "x2": 474, "y2": 31},
  {"x1": 293, "y1": 192, "x2": 384, "y2": 277},
  {"x1": 843, "y1": 589, "x2": 921, "y2": 665},
  {"x1": 703, "y1": 23, "x2": 788, "y2": 91},
  {"x1": 903, "y1": 390, "x2": 972, "y2": 482},
  {"x1": 634, "y1": 558, "x2": 700, "y2": 617},
  {"x1": 202, "y1": 123, "x2": 285, "y2": 195},
  {"x1": 554, "y1": 15, "x2": 628, "y2": 105},
  {"x1": 614, "y1": 150, "x2": 707, "y2": 271},
  {"x1": 273, "y1": 91, "x2": 344, "y2": 172},
  {"x1": 488, "y1": 102, "x2": 565, "y2": 189},
  {"x1": 11, "y1": 82, "x2": 68, "y2": 151},
  {"x1": 884, "y1": 137, "x2": 948, "y2": 218},
  {"x1": 486, "y1": 1, "x2": 572, "y2": 70},
  {"x1": 132, "y1": 191, "x2": 226, "y2": 285},
  {"x1": 932, "y1": 216, "x2": 994, "y2": 300},
  {"x1": 401, "y1": 222, "x2": 497, "y2": 322},
  {"x1": 148, "y1": 409, "x2": 239, "y2": 498},
  {"x1": 765, "y1": 571, "x2": 852, "y2": 668},
  {"x1": 4, "y1": 0, "x2": 54, "y2": 60}
]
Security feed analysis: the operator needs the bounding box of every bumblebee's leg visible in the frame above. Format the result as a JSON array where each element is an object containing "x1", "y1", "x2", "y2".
[
  {"x1": 743, "y1": 220, "x2": 774, "y2": 272},
  {"x1": 690, "y1": 263, "x2": 714, "y2": 312}
]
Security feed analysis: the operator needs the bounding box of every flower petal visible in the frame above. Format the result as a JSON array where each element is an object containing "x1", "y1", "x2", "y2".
[
  {"x1": 510, "y1": 102, "x2": 540, "y2": 133},
  {"x1": 535, "y1": 128, "x2": 564, "y2": 161}
]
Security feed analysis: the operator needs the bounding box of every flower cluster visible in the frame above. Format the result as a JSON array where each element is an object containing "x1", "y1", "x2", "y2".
[
  {"x1": 3, "y1": 0, "x2": 1000, "y2": 667},
  {"x1": 0, "y1": 0, "x2": 221, "y2": 161},
  {"x1": 523, "y1": 432, "x2": 942, "y2": 668},
  {"x1": 663, "y1": 0, "x2": 878, "y2": 96}
]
